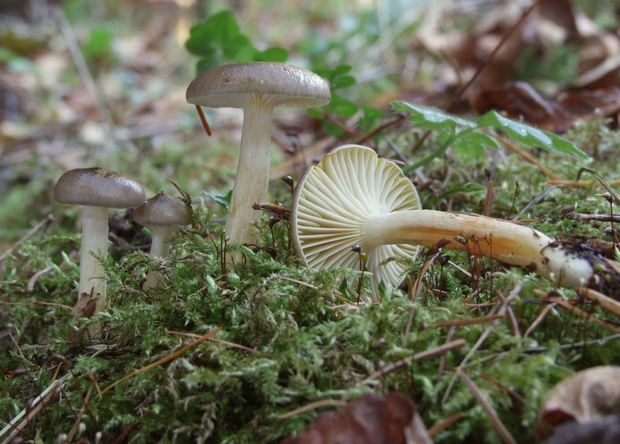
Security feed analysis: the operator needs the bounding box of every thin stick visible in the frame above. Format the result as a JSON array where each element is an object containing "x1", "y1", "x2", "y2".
[
  {"x1": 579, "y1": 287, "x2": 620, "y2": 318},
  {"x1": 363, "y1": 339, "x2": 466, "y2": 382},
  {"x1": 435, "y1": 314, "x2": 505, "y2": 327},
  {"x1": 0, "y1": 214, "x2": 54, "y2": 263},
  {"x1": 277, "y1": 399, "x2": 348, "y2": 419},
  {"x1": 492, "y1": 133, "x2": 560, "y2": 181},
  {"x1": 56, "y1": 10, "x2": 137, "y2": 154},
  {"x1": 457, "y1": 370, "x2": 517, "y2": 444},
  {"x1": 534, "y1": 290, "x2": 620, "y2": 334},
  {"x1": 441, "y1": 280, "x2": 526, "y2": 404},
  {"x1": 100, "y1": 328, "x2": 221, "y2": 396},
  {"x1": 565, "y1": 212, "x2": 620, "y2": 222},
  {"x1": 427, "y1": 412, "x2": 465, "y2": 437},
  {"x1": 165, "y1": 329, "x2": 260, "y2": 354},
  {"x1": 195, "y1": 105, "x2": 212, "y2": 136},
  {"x1": 0, "y1": 375, "x2": 70, "y2": 442},
  {"x1": 523, "y1": 302, "x2": 557, "y2": 338}
]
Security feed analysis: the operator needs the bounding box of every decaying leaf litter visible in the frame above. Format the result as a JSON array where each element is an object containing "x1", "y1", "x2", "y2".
[{"x1": 2, "y1": 0, "x2": 620, "y2": 442}]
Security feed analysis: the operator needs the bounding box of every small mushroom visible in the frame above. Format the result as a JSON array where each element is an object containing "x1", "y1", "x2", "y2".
[
  {"x1": 54, "y1": 167, "x2": 145, "y2": 338},
  {"x1": 534, "y1": 366, "x2": 620, "y2": 443},
  {"x1": 133, "y1": 192, "x2": 189, "y2": 288},
  {"x1": 291, "y1": 144, "x2": 603, "y2": 294},
  {"x1": 186, "y1": 62, "x2": 330, "y2": 247}
]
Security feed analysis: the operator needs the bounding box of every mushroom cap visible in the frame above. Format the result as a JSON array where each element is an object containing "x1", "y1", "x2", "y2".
[
  {"x1": 133, "y1": 192, "x2": 190, "y2": 227},
  {"x1": 186, "y1": 62, "x2": 331, "y2": 109},
  {"x1": 54, "y1": 167, "x2": 145, "y2": 208},
  {"x1": 291, "y1": 144, "x2": 421, "y2": 293},
  {"x1": 534, "y1": 366, "x2": 620, "y2": 440}
]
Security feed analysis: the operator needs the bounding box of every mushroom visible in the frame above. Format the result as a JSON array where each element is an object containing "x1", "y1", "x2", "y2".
[
  {"x1": 54, "y1": 167, "x2": 145, "y2": 337},
  {"x1": 133, "y1": 192, "x2": 190, "y2": 288},
  {"x1": 290, "y1": 144, "x2": 608, "y2": 295},
  {"x1": 534, "y1": 366, "x2": 620, "y2": 443},
  {"x1": 186, "y1": 62, "x2": 330, "y2": 247}
]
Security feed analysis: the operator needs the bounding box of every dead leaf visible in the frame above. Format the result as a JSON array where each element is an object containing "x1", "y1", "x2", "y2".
[
  {"x1": 534, "y1": 366, "x2": 620, "y2": 441},
  {"x1": 281, "y1": 392, "x2": 432, "y2": 444}
]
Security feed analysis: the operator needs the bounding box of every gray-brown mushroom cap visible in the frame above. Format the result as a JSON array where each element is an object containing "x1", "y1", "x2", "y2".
[
  {"x1": 134, "y1": 192, "x2": 190, "y2": 227},
  {"x1": 186, "y1": 62, "x2": 331, "y2": 109},
  {"x1": 54, "y1": 167, "x2": 145, "y2": 208}
]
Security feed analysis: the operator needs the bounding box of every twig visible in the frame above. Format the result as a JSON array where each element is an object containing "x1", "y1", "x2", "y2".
[
  {"x1": 165, "y1": 329, "x2": 260, "y2": 354},
  {"x1": 0, "y1": 214, "x2": 54, "y2": 263},
  {"x1": 435, "y1": 314, "x2": 505, "y2": 327},
  {"x1": 0, "y1": 375, "x2": 70, "y2": 443},
  {"x1": 26, "y1": 266, "x2": 54, "y2": 292},
  {"x1": 534, "y1": 289, "x2": 620, "y2": 333},
  {"x1": 362, "y1": 339, "x2": 466, "y2": 382},
  {"x1": 441, "y1": 279, "x2": 527, "y2": 404},
  {"x1": 457, "y1": 370, "x2": 517, "y2": 444},
  {"x1": 277, "y1": 399, "x2": 348, "y2": 419},
  {"x1": 492, "y1": 133, "x2": 561, "y2": 181},
  {"x1": 524, "y1": 302, "x2": 557, "y2": 338},
  {"x1": 100, "y1": 328, "x2": 221, "y2": 396},
  {"x1": 565, "y1": 212, "x2": 620, "y2": 222},
  {"x1": 427, "y1": 412, "x2": 465, "y2": 437},
  {"x1": 578, "y1": 287, "x2": 620, "y2": 318},
  {"x1": 56, "y1": 10, "x2": 137, "y2": 154}
]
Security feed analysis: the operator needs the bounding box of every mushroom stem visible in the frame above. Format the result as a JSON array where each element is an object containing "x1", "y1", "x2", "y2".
[
  {"x1": 225, "y1": 96, "x2": 274, "y2": 246},
  {"x1": 79, "y1": 205, "x2": 108, "y2": 337},
  {"x1": 363, "y1": 210, "x2": 595, "y2": 289},
  {"x1": 147, "y1": 225, "x2": 176, "y2": 258},
  {"x1": 142, "y1": 225, "x2": 175, "y2": 289}
]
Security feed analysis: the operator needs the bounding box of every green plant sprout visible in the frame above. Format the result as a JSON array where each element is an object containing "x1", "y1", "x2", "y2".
[
  {"x1": 185, "y1": 10, "x2": 288, "y2": 73},
  {"x1": 392, "y1": 101, "x2": 588, "y2": 170}
]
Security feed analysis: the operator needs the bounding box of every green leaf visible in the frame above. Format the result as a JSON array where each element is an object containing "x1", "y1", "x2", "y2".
[
  {"x1": 255, "y1": 47, "x2": 288, "y2": 62},
  {"x1": 332, "y1": 75, "x2": 356, "y2": 89},
  {"x1": 393, "y1": 101, "x2": 476, "y2": 133},
  {"x1": 331, "y1": 97, "x2": 358, "y2": 117},
  {"x1": 477, "y1": 111, "x2": 588, "y2": 159},
  {"x1": 451, "y1": 131, "x2": 498, "y2": 164},
  {"x1": 205, "y1": 189, "x2": 232, "y2": 209},
  {"x1": 82, "y1": 28, "x2": 113, "y2": 60}
]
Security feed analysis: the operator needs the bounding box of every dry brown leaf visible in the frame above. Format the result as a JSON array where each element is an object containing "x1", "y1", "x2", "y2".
[
  {"x1": 534, "y1": 366, "x2": 620, "y2": 441},
  {"x1": 280, "y1": 392, "x2": 432, "y2": 444}
]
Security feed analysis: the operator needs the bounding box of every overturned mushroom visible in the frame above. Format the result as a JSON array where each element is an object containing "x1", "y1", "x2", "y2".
[
  {"x1": 186, "y1": 62, "x2": 330, "y2": 247},
  {"x1": 54, "y1": 168, "x2": 145, "y2": 337},
  {"x1": 291, "y1": 144, "x2": 613, "y2": 295},
  {"x1": 133, "y1": 192, "x2": 189, "y2": 289}
]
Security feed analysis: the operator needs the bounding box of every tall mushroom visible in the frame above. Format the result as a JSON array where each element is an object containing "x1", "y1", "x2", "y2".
[
  {"x1": 133, "y1": 192, "x2": 190, "y2": 289},
  {"x1": 186, "y1": 62, "x2": 330, "y2": 247},
  {"x1": 291, "y1": 145, "x2": 610, "y2": 295},
  {"x1": 54, "y1": 167, "x2": 145, "y2": 337}
]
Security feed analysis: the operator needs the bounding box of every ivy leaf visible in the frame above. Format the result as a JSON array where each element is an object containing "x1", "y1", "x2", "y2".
[
  {"x1": 477, "y1": 111, "x2": 588, "y2": 159},
  {"x1": 393, "y1": 101, "x2": 476, "y2": 133}
]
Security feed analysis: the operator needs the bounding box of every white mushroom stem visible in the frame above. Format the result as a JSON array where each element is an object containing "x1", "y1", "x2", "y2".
[
  {"x1": 146, "y1": 225, "x2": 176, "y2": 258},
  {"x1": 362, "y1": 210, "x2": 595, "y2": 289},
  {"x1": 142, "y1": 225, "x2": 178, "y2": 289},
  {"x1": 226, "y1": 95, "x2": 275, "y2": 246},
  {"x1": 79, "y1": 206, "x2": 108, "y2": 337}
]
